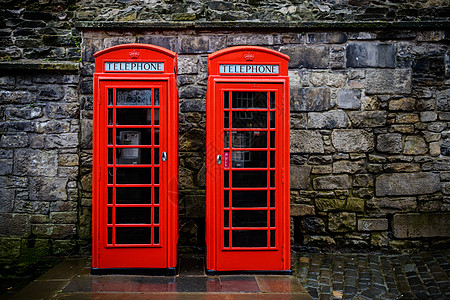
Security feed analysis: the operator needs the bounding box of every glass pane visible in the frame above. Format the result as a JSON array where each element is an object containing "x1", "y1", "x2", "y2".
[
  {"x1": 224, "y1": 131, "x2": 229, "y2": 148},
  {"x1": 232, "y1": 131, "x2": 267, "y2": 148},
  {"x1": 116, "y1": 227, "x2": 151, "y2": 244},
  {"x1": 224, "y1": 211, "x2": 229, "y2": 227},
  {"x1": 154, "y1": 227, "x2": 159, "y2": 244},
  {"x1": 154, "y1": 148, "x2": 159, "y2": 165},
  {"x1": 116, "y1": 108, "x2": 151, "y2": 125},
  {"x1": 232, "y1": 210, "x2": 267, "y2": 227},
  {"x1": 232, "y1": 171, "x2": 267, "y2": 187},
  {"x1": 232, "y1": 92, "x2": 267, "y2": 109},
  {"x1": 154, "y1": 89, "x2": 159, "y2": 106},
  {"x1": 108, "y1": 109, "x2": 113, "y2": 125},
  {"x1": 270, "y1": 131, "x2": 275, "y2": 148},
  {"x1": 116, "y1": 89, "x2": 151, "y2": 106},
  {"x1": 270, "y1": 210, "x2": 275, "y2": 227},
  {"x1": 108, "y1": 187, "x2": 113, "y2": 204},
  {"x1": 108, "y1": 207, "x2": 112, "y2": 224},
  {"x1": 154, "y1": 130, "x2": 160, "y2": 145},
  {"x1": 232, "y1": 151, "x2": 267, "y2": 168},
  {"x1": 224, "y1": 91, "x2": 229, "y2": 109},
  {"x1": 108, "y1": 148, "x2": 113, "y2": 164},
  {"x1": 270, "y1": 151, "x2": 275, "y2": 168},
  {"x1": 224, "y1": 190, "x2": 229, "y2": 208},
  {"x1": 232, "y1": 190, "x2": 267, "y2": 207},
  {"x1": 108, "y1": 129, "x2": 113, "y2": 145},
  {"x1": 107, "y1": 227, "x2": 112, "y2": 244},
  {"x1": 270, "y1": 190, "x2": 275, "y2": 207},
  {"x1": 224, "y1": 230, "x2": 229, "y2": 247},
  {"x1": 270, "y1": 92, "x2": 275, "y2": 109},
  {"x1": 154, "y1": 207, "x2": 159, "y2": 224},
  {"x1": 154, "y1": 167, "x2": 159, "y2": 184},
  {"x1": 270, "y1": 171, "x2": 275, "y2": 188},
  {"x1": 116, "y1": 187, "x2": 151, "y2": 204},
  {"x1": 270, "y1": 230, "x2": 275, "y2": 247},
  {"x1": 108, "y1": 168, "x2": 113, "y2": 184},
  {"x1": 224, "y1": 171, "x2": 229, "y2": 188},
  {"x1": 154, "y1": 187, "x2": 159, "y2": 204},
  {"x1": 232, "y1": 111, "x2": 267, "y2": 128},
  {"x1": 116, "y1": 168, "x2": 151, "y2": 184},
  {"x1": 154, "y1": 109, "x2": 159, "y2": 125},
  {"x1": 116, "y1": 207, "x2": 151, "y2": 224},
  {"x1": 116, "y1": 148, "x2": 151, "y2": 165},
  {"x1": 117, "y1": 129, "x2": 152, "y2": 145},
  {"x1": 108, "y1": 89, "x2": 113, "y2": 106},
  {"x1": 270, "y1": 112, "x2": 275, "y2": 128},
  {"x1": 232, "y1": 230, "x2": 267, "y2": 247},
  {"x1": 224, "y1": 111, "x2": 229, "y2": 128}
]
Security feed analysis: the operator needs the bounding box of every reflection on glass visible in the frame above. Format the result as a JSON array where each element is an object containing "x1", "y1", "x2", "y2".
[
  {"x1": 232, "y1": 151, "x2": 267, "y2": 168},
  {"x1": 116, "y1": 148, "x2": 151, "y2": 165},
  {"x1": 116, "y1": 89, "x2": 151, "y2": 106},
  {"x1": 108, "y1": 129, "x2": 113, "y2": 145},
  {"x1": 232, "y1": 210, "x2": 267, "y2": 227},
  {"x1": 108, "y1": 148, "x2": 113, "y2": 164},
  {"x1": 108, "y1": 187, "x2": 113, "y2": 204},
  {"x1": 232, "y1": 111, "x2": 267, "y2": 128},
  {"x1": 232, "y1": 190, "x2": 267, "y2": 207},
  {"x1": 108, "y1": 168, "x2": 113, "y2": 184},
  {"x1": 224, "y1": 111, "x2": 229, "y2": 128},
  {"x1": 116, "y1": 227, "x2": 151, "y2": 244},
  {"x1": 116, "y1": 187, "x2": 151, "y2": 204},
  {"x1": 154, "y1": 130, "x2": 160, "y2": 145},
  {"x1": 116, "y1": 108, "x2": 151, "y2": 125},
  {"x1": 116, "y1": 129, "x2": 152, "y2": 145},
  {"x1": 116, "y1": 207, "x2": 151, "y2": 224},
  {"x1": 233, "y1": 230, "x2": 267, "y2": 247},
  {"x1": 116, "y1": 168, "x2": 151, "y2": 184},
  {"x1": 232, "y1": 171, "x2": 267, "y2": 187},
  {"x1": 232, "y1": 131, "x2": 267, "y2": 148},
  {"x1": 232, "y1": 92, "x2": 267, "y2": 109},
  {"x1": 224, "y1": 131, "x2": 229, "y2": 148}
]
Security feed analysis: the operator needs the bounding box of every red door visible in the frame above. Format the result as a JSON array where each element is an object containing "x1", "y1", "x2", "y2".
[
  {"x1": 210, "y1": 82, "x2": 289, "y2": 271},
  {"x1": 97, "y1": 80, "x2": 168, "y2": 268}
]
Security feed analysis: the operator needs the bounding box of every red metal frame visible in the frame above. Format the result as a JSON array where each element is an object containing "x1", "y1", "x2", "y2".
[
  {"x1": 206, "y1": 46, "x2": 290, "y2": 272},
  {"x1": 93, "y1": 44, "x2": 178, "y2": 270}
]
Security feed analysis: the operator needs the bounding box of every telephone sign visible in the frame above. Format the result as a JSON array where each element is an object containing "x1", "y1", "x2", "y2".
[
  {"x1": 206, "y1": 46, "x2": 291, "y2": 273},
  {"x1": 92, "y1": 44, "x2": 178, "y2": 274}
]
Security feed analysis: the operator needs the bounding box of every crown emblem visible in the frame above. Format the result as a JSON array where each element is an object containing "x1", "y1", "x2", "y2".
[
  {"x1": 129, "y1": 50, "x2": 140, "y2": 59},
  {"x1": 244, "y1": 52, "x2": 255, "y2": 61}
]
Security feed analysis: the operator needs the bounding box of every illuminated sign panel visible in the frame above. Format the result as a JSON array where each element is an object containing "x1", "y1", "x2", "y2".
[
  {"x1": 219, "y1": 64, "x2": 279, "y2": 74},
  {"x1": 105, "y1": 62, "x2": 165, "y2": 72}
]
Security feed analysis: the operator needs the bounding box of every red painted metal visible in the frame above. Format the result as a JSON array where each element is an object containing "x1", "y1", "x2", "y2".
[
  {"x1": 206, "y1": 46, "x2": 290, "y2": 272},
  {"x1": 93, "y1": 44, "x2": 178, "y2": 270}
]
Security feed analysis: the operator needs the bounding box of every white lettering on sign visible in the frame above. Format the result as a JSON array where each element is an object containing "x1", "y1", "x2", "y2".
[
  {"x1": 219, "y1": 64, "x2": 279, "y2": 74},
  {"x1": 105, "y1": 62, "x2": 165, "y2": 72}
]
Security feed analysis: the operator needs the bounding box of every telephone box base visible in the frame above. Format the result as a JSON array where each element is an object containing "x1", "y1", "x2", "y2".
[
  {"x1": 206, "y1": 270, "x2": 292, "y2": 276},
  {"x1": 91, "y1": 267, "x2": 177, "y2": 276}
]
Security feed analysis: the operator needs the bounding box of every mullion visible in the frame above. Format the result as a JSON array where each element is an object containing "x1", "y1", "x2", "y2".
[{"x1": 112, "y1": 88, "x2": 117, "y2": 246}]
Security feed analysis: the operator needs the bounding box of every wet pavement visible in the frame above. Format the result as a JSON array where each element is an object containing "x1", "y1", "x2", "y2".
[{"x1": 5, "y1": 250, "x2": 450, "y2": 300}]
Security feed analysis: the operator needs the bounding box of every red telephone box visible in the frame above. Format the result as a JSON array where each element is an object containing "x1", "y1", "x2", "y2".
[
  {"x1": 92, "y1": 44, "x2": 178, "y2": 274},
  {"x1": 206, "y1": 46, "x2": 290, "y2": 273}
]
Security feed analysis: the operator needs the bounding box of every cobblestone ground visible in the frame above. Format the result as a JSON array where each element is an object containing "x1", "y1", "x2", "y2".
[{"x1": 294, "y1": 250, "x2": 450, "y2": 300}]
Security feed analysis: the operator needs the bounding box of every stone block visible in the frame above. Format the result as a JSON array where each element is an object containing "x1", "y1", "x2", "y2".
[
  {"x1": 367, "y1": 197, "x2": 417, "y2": 213},
  {"x1": 179, "y1": 85, "x2": 206, "y2": 99},
  {"x1": 403, "y1": 136, "x2": 427, "y2": 155},
  {"x1": 0, "y1": 133, "x2": 29, "y2": 148},
  {"x1": 331, "y1": 129, "x2": 374, "y2": 153},
  {"x1": 315, "y1": 198, "x2": 345, "y2": 211},
  {"x1": 290, "y1": 165, "x2": 311, "y2": 189},
  {"x1": 357, "y1": 218, "x2": 388, "y2": 231},
  {"x1": 346, "y1": 197, "x2": 365, "y2": 212},
  {"x1": 50, "y1": 212, "x2": 77, "y2": 224},
  {"x1": 375, "y1": 173, "x2": 441, "y2": 196},
  {"x1": 291, "y1": 204, "x2": 315, "y2": 216},
  {"x1": 178, "y1": 56, "x2": 198, "y2": 74},
  {"x1": 307, "y1": 32, "x2": 347, "y2": 44},
  {"x1": 366, "y1": 69, "x2": 411, "y2": 95},
  {"x1": 420, "y1": 111, "x2": 437, "y2": 122},
  {"x1": 337, "y1": 89, "x2": 361, "y2": 109},
  {"x1": 291, "y1": 87, "x2": 331, "y2": 112},
  {"x1": 328, "y1": 212, "x2": 356, "y2": 232},
  {"x1": 436, "y1": 89, "x2": 450, "y2": 111},
  {"x1": 389, "y1": 98, "x2": 415, "y2": 111},
  {"x1": 179, "y1": 36, "x2": 209, "y2": 53},
  {"x1": 346, "y1": 43, "x2": 396, "y2": 68},
  {"x1": 0, "y1": 238, "x2": 21, "y2": 259},
  {"x1": 14, "y1": 149, "x2": 58, "y2": 176},
  {"x1": 32, "y1": 224, "x2": 76, "y2": 239},
  {"x1": 5, "y1": 106, "x2": 43, "y2": 120},
  {"x1": 0, "y1": 213, "x2": 30, "y2": 237},
  {"x1": 301, "y1": 217, "x2": 326, "y2": 233},
  {"x1": 393, "y1": 213, "x2": 450, "y2": 238},
  {"x1": 307, "y1": 110, "x2": 348, "y2": 129},
  {"x1": 348, "y1": 111, "x2": 387, "y2": 128},
  {"x1": 46, "y1": 133, "x2": 79, "y2": 149},
  {"x1": 0, "y1": 189, "x2": 14, "y2": 213},
  {"x1": 280, "y1": 46, "x2": 329, "y2": 69},
  {"x1": 291, "y1": 130, "x2": 324, "y2": 154},
  {"x1": 0, "y1": 159, "x2": 13, "y2": 175},
  {"x1": 179, "y1": 167, "x2": 195, "y2": 189},
  {"x1": 179, "y1": 128, "x2": 206, "y2": 151},
  {"x1": 396, "y1": 113, "x2": 420, "y2": 124},
  {"x1": 29, "y1": 177, "x2": 68, "y2": 201},
  {"x1": 333, "y1": 160, "x2": 366, "y2": 174},
  {"x1": 180, "y1": 99, "x2": 206, "y2": 112},
  {"x1": 14, "y1": 200, "x2": 50, "y2": 215},
  {"x1": 185, "y1": 194, "x2": 206, "y2": 218},
  {"x1": 313, "y1": 175, "x2": 351, "y2": 190},
  {"x1": 376, "y1": 133, "x2": 402, "y2": 154}
]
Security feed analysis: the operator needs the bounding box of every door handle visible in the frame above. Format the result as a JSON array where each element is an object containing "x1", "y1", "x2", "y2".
[
  {"x1": 216, "y1": 155, "x2": 221, "y2": 165},
  {"x1": 162, "y1": 152, "x2": 167, "y2": 162}
]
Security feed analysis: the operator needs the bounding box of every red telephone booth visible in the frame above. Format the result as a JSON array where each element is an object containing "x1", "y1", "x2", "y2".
[
  {"x1": 92, "y1": 44, "x2": 178, "y2": 274},
  {"x1": 206, "y1": 46, "x2": 290, "y2": 273}
]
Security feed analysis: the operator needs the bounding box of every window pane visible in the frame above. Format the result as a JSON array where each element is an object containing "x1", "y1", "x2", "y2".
[
  {"x1": 116, "y1": 227, "x2": 151, "y2": 244},
  {"x1": 232, "y1": 190, "x2": 267, "y2": 207},
  {"x1": 116, "y1": 187, "x2": 151, "y2": 204},
  {"x1": 117, "y1": 129, "x2": 152, "y2": 145},
  {"x1": 232, "y1": 92, "x2": 267, "y2": 109},
  {"x1": 116, "y1": 108, "x2": 151, "y2": 125},
  {"x1": 232, "y1": 210, "x2": 267, "y2": 227},
  {"x1": 232, "y1": 151, "x2": 267, "y2": 168},
  {"x1": 232, "y1": 171, "x2": 267, "y2": 187},
  {"x1": 116, "y1": 148, "x2": 151, "y2": 165},
  {"x1": 116, "y1": 168, "x2": 151, "y2": 184},
  {"x1": 116, "y1": 207, "x2": 151, "y2": 224},
  {"x1": 232, "y1": 111, "x2": 267, "y2": 128},
  {"x1": 116, "y1": 89, "x2": 151, "y2": 106},
  {"x1": 232, "y1": 131, "x2": 267, "y2": 149}
]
